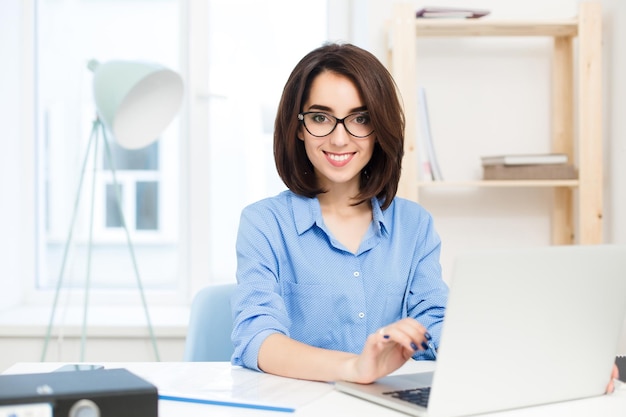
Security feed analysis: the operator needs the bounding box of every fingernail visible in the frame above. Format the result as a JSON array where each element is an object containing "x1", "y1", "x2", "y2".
[
  {"x1": 383, "y1": 335, "x2": 390, "y2": 339},
  {"x1": 421, "y1": 341, "x2": 429, "y2": 350},
  {"x1": 410, "y1": 342, "x2": 418, "y2": 351},
  {"x1": 424, "y1": 332, "x2": 432, "y2": 341}
]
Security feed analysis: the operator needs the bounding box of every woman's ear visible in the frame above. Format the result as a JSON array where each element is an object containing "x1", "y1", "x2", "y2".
[{"x1": 297, "y1": 126, "x2": 305, "y2": 141}]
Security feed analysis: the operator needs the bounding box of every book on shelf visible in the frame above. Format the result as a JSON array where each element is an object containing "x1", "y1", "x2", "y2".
[
  {"x1": 481, "y1": 153, "x2": 569, "y2": 166},
  {"x1": 415, "y1": 89, "x2": 433, "y2": 182},
  {"x1": 417, "y1": 144, "x2": 434, "y2": 182},
  {"x1": 417, "y1": 87, "x2": 444, "y2": 181},
  {"x1": 416, "y1": 7, "x2": 490, "y2": 19},
  {"x1": 483, "y1": 163, "x2": 577, "y2": 180}
]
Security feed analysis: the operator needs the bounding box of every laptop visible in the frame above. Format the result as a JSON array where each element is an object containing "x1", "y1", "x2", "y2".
[{"x1": 335, "y1": 244, "x2": 626, "y2": 417}]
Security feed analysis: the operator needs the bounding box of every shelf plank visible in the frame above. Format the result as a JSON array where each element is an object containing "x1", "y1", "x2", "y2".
[
  {"x1": 577, "y1": 2, "x2": 603, "y2": 244},
  {"x1": 417, "y1": 180, "x2": 579, "y2": 188},
  {"x1": 414, "y1": 19, "x2": 578, "y2": 37}
]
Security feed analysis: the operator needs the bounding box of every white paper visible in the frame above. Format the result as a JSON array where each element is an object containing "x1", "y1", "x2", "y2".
[{"x1": 120, "y1": 362, "x2": 334, "y2": 411}]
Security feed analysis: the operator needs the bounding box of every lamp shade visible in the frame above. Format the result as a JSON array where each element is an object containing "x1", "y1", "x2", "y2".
[{"x1": 88, "y1": 59, "x2": 184, "y2": 149}]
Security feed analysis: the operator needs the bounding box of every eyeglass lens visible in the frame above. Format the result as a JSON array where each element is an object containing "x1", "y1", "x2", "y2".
[{"x1": 300, "y1": 112, "x2": 373, "y2": 137}]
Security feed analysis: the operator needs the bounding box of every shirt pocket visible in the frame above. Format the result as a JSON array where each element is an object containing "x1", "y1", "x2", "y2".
[{"x1": 282, "y1": 280, "x2": 336, "y2": 347}]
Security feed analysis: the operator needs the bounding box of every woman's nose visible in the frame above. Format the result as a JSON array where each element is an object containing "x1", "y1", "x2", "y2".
[{"x1": 329, "y1": 122, "x2": 350, "y2": 146}]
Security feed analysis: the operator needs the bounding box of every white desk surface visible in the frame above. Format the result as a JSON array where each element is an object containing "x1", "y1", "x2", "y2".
[{"x1": 3, "y1": 361, "x2": 625, "y2": 416}]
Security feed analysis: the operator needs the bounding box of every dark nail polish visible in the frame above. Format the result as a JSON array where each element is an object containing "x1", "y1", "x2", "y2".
[
  {"x1": 383, "y1": 335, "x2": 390, "y2": 339},
  {"x1": 411, "y1": 342, "x2": 418, "y2": 351},
  {"x1": 421, "y1": 341, "x2": 429, "y2": 350},
  {"x1": 424, "y1": 332, "x2": 432, "y2": 341}
]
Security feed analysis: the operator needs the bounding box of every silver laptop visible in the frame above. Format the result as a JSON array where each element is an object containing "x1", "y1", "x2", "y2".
[{"x1": 335, "y1": 244, "x2": 626, "y2": 417}]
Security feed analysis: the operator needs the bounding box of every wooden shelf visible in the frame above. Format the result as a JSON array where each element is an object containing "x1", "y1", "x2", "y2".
[
  {"x1": 388, "y1": 2, "x2": 603, "y2": 245},
  {"x1": 417, "y1": 180, "x2": 579, "y2": 188},
  {"x1": 413, "y1": 18, "x2": 578, "y2": 37}
]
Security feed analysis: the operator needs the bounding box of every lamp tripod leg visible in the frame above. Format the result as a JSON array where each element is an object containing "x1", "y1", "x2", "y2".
[
  {"x1": 100, "y1": 122, "x2": 161, "y2": 361},
  {"x1": 79, "y1": 121, "x2": 101, "y2": 361},
  {"x1": 41, "y1": 120, "x2": 99, "y2": 361}
]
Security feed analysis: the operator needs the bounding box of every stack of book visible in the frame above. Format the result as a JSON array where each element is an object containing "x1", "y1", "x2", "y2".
[{"x1": 481, "y1": 153, "x2": 577, "y2": 180}]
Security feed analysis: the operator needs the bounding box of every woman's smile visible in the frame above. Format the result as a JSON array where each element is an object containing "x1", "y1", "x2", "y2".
[{"x1": 325, "y1": 151, "x2": 355, "y2": 167}]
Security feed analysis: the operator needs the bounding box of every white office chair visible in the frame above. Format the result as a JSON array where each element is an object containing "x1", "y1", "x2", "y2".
[{"x1": 183, "y1": 283, "x2": 237, "y2": 361}]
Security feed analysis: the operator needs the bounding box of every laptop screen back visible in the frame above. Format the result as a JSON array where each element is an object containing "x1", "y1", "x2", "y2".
[{"x1": 427, "y1": 244, "x2": 626, "y2": 417}]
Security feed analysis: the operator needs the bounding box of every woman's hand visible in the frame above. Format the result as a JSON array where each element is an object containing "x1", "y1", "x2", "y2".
[
  {"x1": 342, "y1": 318, "x2": 432, "y2": 384},
  {"x1": 606, "y1": 363, "x2": 619, "y2": 394}
]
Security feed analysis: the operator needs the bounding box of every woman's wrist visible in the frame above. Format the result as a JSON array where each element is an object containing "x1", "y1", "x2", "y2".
[{"x1": 337, "y1": 354, "x2": 361, "y2": 382}]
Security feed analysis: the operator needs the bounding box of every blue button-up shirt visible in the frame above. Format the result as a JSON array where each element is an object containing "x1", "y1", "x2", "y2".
[{"x1": 231, "y1": 190, "x2": 448, "y2": 371}]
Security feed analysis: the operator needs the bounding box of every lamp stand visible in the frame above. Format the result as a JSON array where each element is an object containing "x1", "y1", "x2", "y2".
[{"x1": 41, "y1": 117, "x2": 161, "y2": 362}]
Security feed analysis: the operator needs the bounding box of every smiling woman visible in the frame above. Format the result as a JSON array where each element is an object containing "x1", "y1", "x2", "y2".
[{"x1": 231, "y1": 43, "x2": 448, "y2": 383}]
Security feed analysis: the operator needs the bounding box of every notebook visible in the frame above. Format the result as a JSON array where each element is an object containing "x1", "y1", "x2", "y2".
[{"x1": 335, "y1": 244, "x2": 626, "y2": 417}]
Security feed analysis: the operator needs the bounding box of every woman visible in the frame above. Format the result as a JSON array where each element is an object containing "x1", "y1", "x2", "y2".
[{"x1": 230, "y1": 42, "x2": 448, "y2": 384}]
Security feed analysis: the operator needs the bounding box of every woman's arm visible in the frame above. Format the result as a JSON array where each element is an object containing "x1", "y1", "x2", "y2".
[
  {"x1": 258, "y1": 333, "x2": 356, "y2": 381},
  {"x1": 258, "y1": 317, "x2": 431, "y2": 383}
]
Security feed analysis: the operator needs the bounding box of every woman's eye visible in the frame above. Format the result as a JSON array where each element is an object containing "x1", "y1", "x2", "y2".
[
  {"x1": 312, "y1": 113, "x2": 329, "y2": 123},
  {"x1": 354, "y1": 114, "x2": 370, "y2": 125}
]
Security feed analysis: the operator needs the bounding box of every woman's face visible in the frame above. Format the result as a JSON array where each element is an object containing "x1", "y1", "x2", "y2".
[{"x1": 298, "y1": 71, "x2": 375, "y2": 191}]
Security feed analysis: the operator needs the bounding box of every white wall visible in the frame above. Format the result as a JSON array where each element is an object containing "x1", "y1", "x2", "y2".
[
  {"x1": 0, "y1": 304, "x2": 189, "y2": 371},
  {"x1": 0, "y1": 334, "x2": 185, "y2": 372}
]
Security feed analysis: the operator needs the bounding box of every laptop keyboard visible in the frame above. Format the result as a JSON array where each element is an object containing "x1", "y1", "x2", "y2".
[{"x1": 383, "y1": 386, "x2": 431, "y2": 407}]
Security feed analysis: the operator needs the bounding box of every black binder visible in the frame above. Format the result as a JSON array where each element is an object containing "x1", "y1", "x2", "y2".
[{"x1": 0, "y1": 368, "x2": 157, "y2": 417}]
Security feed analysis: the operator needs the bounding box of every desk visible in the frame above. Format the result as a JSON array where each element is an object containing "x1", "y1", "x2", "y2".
[{"x1": 3, "y1": 361, "x2": 625, "y2": 416}]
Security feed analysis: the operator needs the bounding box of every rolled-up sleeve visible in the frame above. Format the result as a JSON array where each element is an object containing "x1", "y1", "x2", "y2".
[
  {"x1": 405, "y1": 212, "x2": 448, "y2": 360},
  {"x1": 231, "y1": 204, "x2": 291, "y2": 371}
]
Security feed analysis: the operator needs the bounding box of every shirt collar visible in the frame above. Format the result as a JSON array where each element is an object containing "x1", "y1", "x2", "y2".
[
  {"x1": 292, "y1": 193, "x2": 319, "y2": 236},
  {"x1": 372, "y1": 197, "x2": 389, "y2": 236},
  {"x1": 291, "y1": 191, "x2": 390, "y2": 237}
]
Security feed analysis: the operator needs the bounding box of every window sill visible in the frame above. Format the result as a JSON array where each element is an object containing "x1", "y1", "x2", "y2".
[{"x1": 0, "y1": 305, "x2": 190, "y2": 338}]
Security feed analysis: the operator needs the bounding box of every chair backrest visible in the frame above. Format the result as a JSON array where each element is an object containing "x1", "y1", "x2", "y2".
[{"x1": 183, "y1": 283, "x2": 237, "y2": 361}]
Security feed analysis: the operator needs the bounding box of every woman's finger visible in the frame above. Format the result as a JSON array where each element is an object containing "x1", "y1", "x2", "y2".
[{"x1": 377, "y1": 319, "x2": 430, "y2": 352}]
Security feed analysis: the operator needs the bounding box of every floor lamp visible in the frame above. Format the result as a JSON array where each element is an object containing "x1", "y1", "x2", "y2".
[{"x1": 41, "y1": 59, "x2": 184, "y2": 362}]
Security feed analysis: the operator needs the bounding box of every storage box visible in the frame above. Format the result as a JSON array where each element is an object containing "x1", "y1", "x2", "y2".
[
  {"x1": 0, "y1": 368, "x2": 157, "y2": 417},
  {"x1": 483, "y1": 163, "x2": 578, "y2": 180}
]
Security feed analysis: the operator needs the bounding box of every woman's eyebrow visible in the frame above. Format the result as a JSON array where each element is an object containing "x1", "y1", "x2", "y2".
[
  {"x1": 349, "y1": 106, "x2": 368, "y2": 113},
  {"x1": 305, "y1": 104, "x2": 368, "y2": 114},
  {"x1": 306, "y1": 104, "x2": 332, "y2": 112}
]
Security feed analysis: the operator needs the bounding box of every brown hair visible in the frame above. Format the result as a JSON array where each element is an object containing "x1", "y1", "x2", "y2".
[{"x1": 273, "y1": 42, "x2": 405, "y2": 210}]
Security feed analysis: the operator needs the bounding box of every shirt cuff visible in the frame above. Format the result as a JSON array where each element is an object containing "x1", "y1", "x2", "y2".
[{"x1": 241, "y1": 328, "x2": 283, "y2": 372}]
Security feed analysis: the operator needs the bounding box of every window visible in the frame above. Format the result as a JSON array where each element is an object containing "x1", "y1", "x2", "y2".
[
  {"x1": 35, "y1": 0, "x2": 182, "y2": 295},
  {"x1": 19, "y1": 0, "x2": 334, "y2": 307}
]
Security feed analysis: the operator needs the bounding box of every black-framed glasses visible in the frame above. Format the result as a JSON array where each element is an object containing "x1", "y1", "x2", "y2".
[{"x1": 298, "y1": 111, "x2": 374, "y2": 138}]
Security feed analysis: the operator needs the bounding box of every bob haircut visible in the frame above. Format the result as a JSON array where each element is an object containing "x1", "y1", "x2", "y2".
[{"x1": 274, "y1": 42, "x2": 405, "y2": 210}]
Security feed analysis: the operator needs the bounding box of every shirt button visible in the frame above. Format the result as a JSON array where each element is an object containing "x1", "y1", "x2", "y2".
[
  {"x1": 353, "y1": 271, "x2": 360, "y2": 277},
  {"x1": 358, "y1": 312, "x2": 365, "y2": 318}
]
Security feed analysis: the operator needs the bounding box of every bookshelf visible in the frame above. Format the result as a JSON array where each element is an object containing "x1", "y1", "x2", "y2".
[{"x1": 388, "y1": 2, "x2": 602, "y2": 245}]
